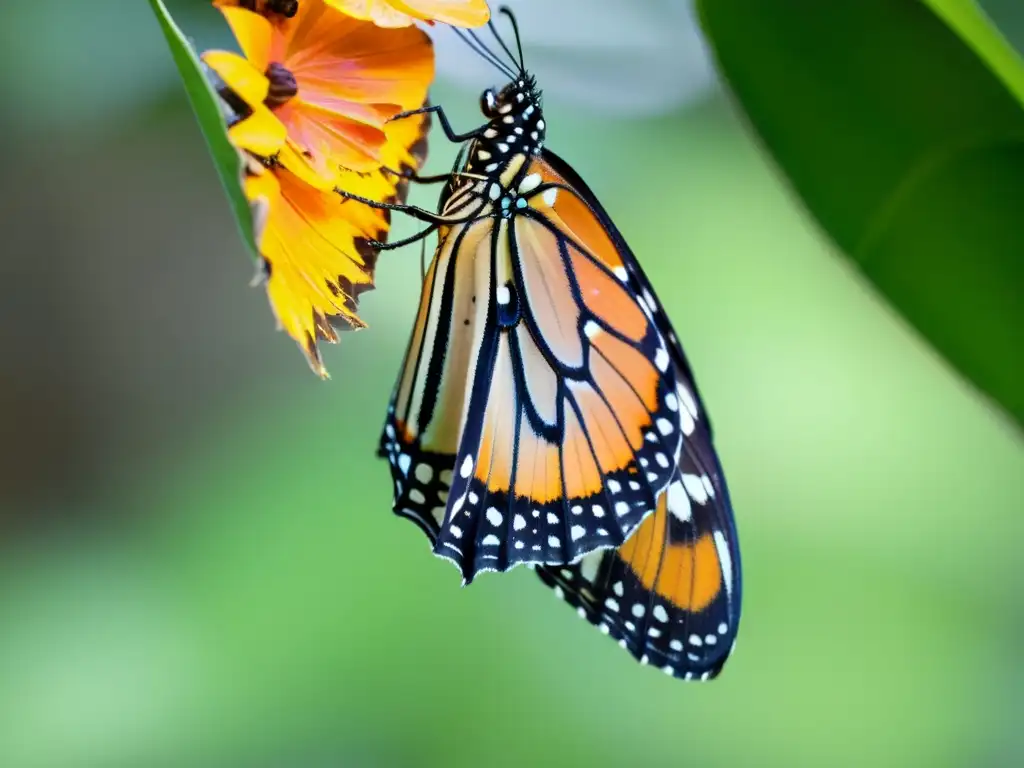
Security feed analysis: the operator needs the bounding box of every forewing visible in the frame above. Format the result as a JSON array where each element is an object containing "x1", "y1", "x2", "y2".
[{"x1": 428, "y1": 157, "x2": 690, "y2": 581}]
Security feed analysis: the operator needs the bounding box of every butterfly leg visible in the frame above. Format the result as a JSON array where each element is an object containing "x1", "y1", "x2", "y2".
[
  {"x1": 334, "y1": 188, "x2": 445, "y2": 224},
  {"x1": 388, "y1": 105, "x2": 480, "y2": 144},
  {"x1": 380, "y1": 165, "x2": 455, "y2": 185},
  {"x1": 368, "y1": 225, "x2": 438, "y2": 251}
]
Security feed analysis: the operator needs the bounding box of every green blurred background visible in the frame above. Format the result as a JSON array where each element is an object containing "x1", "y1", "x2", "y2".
[{"x1": 1, "y1": 2, "x2": 1022, "y2": 766}]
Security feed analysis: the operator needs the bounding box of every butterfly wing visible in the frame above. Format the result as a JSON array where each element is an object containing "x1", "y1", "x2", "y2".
[
  {"x1": 527, "y1": 149, "x2": 741, "y2": 678},
  {"x1": 536, "y1": 459, "x2": 740, "y2": 680},
  {"x1": 380, "y1": 151, "x2": 724, "y2": 584}
]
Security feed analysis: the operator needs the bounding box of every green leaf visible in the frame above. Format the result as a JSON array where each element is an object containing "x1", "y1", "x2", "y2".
[
  {"x1": 149, "y1": 0, "x2": 257, "y2": 259},
  {"x1": 697, "y1": 0, "x2": 1024, "y2": 428}
]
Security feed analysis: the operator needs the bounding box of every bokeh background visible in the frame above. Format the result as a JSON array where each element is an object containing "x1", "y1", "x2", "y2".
[{"x1": 1, "y1": 2, "x2": 1023, "y2": 766}]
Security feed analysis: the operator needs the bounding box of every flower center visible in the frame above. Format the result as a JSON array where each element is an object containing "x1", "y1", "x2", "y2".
[
  {"x1": 240, "y1": 0, "x2": 298, "y2": 17},
  {"x1": 264, "y1": 62, "x2": 298, "y2": 109}
]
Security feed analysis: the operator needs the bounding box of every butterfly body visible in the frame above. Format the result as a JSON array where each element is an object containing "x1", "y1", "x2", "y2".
[
  {"x1": 377, "y1": 11, "x2": 741, "y2": 679},
  {"x1": 380, "y1": 78, "x2": 689, "y2": 575}
]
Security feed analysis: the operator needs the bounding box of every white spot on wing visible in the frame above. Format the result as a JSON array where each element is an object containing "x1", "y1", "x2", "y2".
[
  {"x1": 460, "y1": 455, "x2": 474, "y2": 478},
  {"x1": 702, "y1": 475, "x2": 716, "y2": 498},
  {"x1": 486, "y1": 507, "x2": 503, "y2": 526},
  {"x1": 667, "y1": 480, "x2": 692, "y2": 522},
  {"x1": 682, "y1": 473, "x2": 709, "y2": 504},
  {"x1": 655, "y1": 347, "x2": 670, "y2": 372},
  {"x1": 678, "y1": 384, "x2": 699, "y2": 418},
  {"x1": 541, "y1": 188, "x2": 558, "y2": 207},
  {"x1": 519, "y1": 173, "x2": 542, "y2": 194}
]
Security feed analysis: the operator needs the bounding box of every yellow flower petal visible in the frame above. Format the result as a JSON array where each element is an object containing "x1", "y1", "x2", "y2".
[
  {"x1": 218, "y1": 7, "x2": 274, "y2": 71},
  {"x1": 386, "y1": 0, "x2": 489, "y2": 27},
  {"x1": 248, "y1": 162, "x2": 381, "y2": 377},
  {"x1": 227, "y1": 104, "x2": 287, "y2": 157},
  {"x1": 324, "y1": 0, "x2": 415, "y2": 27},
  {"x1": 202, "y1": 50, "x2": 269, "y2": 108},
  {"x1": 326, "y1": 0, "x2": 488, "y2": 27}
]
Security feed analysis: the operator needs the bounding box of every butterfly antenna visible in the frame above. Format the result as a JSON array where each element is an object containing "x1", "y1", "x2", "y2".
[
  {"x1": 455, "y1": 27, "x2": 517, "y2": 80},
  {"x1": 487, "y1": 9, "x2": 524, "y2": 77},
  {"x1": 498, "y1": 6, "x2": 526, "y2": 74}
]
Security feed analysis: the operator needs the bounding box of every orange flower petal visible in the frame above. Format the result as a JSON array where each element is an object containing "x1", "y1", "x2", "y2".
[
  {"x1": 219, "y1": 7, "x2": 273, "y2": 71},
  {"x1": 218, "y1": 0, "x2": 433, "y2": 182},
  {"x1": 202, "y1": 50, "x2": 270, "y2": 108},
  {"x1": 386, "y1": 0, "x2": 489, "y2": 27},
  {"x1": 275, "y1": 141, "x2": 334, "y2": 189},
  {"x1": 283, "y1": 4, "x2": 433, "y2": 112},
  {"x1": 275, "y1": 99, "x2": 389, "y2": 174}
]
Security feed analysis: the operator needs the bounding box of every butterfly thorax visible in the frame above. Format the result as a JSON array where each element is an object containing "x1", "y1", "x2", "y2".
[{"x1": 465, "y1": 77, "x2": 546, "y2": 188}]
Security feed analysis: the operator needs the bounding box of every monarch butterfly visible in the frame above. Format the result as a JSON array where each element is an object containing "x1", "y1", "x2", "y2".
[{"x1": 367, "y1": 9, "x2": 741, "y2": 678}]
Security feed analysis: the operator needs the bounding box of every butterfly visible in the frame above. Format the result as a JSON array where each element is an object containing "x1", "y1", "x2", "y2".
[{"x1": 365, "y1": 8, "x2": 741, "y2": 679}]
